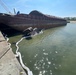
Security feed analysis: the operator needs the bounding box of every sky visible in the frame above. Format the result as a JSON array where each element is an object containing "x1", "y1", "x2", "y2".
[{"x1": 0, "y1": 0, "x2": 76, "y2": 17}]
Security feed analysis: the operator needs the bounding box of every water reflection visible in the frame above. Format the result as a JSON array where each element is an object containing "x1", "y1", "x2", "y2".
[{"x1": 9, "y1": 23, "x2": 76, "y2": 75}]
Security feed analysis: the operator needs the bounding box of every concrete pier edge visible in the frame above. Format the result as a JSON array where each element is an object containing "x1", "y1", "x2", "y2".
[{"x1": 0, "y1": 31, "x2": 27, "y2": 75}]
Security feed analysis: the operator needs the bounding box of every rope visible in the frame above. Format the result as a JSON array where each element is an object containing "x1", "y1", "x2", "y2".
[
  {"x1": 0, "y1": 32, "x2": 33, "y2": 75},
  {"x1": 15, "y1": 28, "x2": 43, "y2": 75},
  {"x1": 15, "y1": 36, "x2": 33, "y2": 75}
]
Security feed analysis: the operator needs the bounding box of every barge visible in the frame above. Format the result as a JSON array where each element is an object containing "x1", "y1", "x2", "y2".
[{"x1": 0, "y1": 10, "x2": 67, "y2": 32}]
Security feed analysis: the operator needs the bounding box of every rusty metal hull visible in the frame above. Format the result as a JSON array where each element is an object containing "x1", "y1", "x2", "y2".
[{"x1": 0, "y1": 10, "x2": 67, "y2": 32}]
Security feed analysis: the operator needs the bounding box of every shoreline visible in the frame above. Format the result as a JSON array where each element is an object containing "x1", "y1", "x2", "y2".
[{"x1": 70, "y1": 21, "x2": 76, "y2": 23}]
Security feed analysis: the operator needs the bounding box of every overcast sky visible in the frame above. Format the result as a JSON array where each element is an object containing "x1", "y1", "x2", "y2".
[{"x1": 0, "y1": 0, "x2": 76, "y2": 17}]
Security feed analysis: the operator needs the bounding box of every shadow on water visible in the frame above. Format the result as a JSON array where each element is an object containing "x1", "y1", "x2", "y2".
[
  {"x1": 0, "y1": 23, "x2": 24, "y2": 37},
  {"x1": 1, "y1": 29, "x2": 33, "y2": 40},
  {"x1": 1, "y1": 29, "x2": 21, "y2": 37},
  {"x1": 25, "y1": 37, "x2": 32, "y2": 40}
]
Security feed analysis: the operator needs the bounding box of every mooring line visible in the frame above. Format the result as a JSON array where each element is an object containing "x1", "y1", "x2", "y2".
[
  {"x1": 15, "y1": 36, "x2": 33, "y2": 75},
  {"x1": 15, "y1": 28, "x2": 43, "y2": 75}
]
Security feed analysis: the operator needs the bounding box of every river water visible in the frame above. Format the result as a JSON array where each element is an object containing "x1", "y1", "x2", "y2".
[{"x1": 9, "y1": 23, "x2": 76, "y2": 75}]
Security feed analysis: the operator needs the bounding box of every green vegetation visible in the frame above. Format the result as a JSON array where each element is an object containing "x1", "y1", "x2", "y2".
[{"x1": 64, "y1": 17, "x2": 76, "y2": 21}]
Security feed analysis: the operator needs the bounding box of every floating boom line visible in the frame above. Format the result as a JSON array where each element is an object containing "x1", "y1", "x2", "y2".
[{"x1": 15, "y1": 36, "x2": 33, "y2": 75}]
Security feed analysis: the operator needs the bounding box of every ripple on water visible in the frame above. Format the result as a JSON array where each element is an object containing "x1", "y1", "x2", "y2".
[{"x1": 10, "y1": 23, "x2": 76, "y2": 75}]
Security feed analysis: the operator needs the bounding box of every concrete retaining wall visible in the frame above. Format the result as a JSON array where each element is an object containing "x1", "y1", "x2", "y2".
[{"x1": 0, "y1": 31, "x2": 27, "y2": 75}]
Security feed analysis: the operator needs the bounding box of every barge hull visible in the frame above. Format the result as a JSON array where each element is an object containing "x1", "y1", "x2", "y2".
[{"x1": 0, "y1": 10, "x2": 67, "y2": 32}]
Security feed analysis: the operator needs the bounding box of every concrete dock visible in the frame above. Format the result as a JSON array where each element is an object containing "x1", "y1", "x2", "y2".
[{"x1": 0, "y1": 31, "x2": 27, "y2": 75}]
